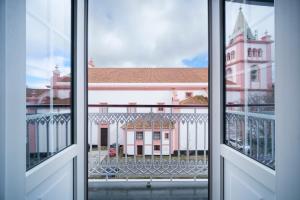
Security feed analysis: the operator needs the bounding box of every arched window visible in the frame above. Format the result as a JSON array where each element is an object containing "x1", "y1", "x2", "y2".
[
  {"x1": 231, "y1": 51, "x2": 235, "y2": 59},
  {"x1": 226, "y1": 68, "x2": 233, "y2": 81},
  {"x1": 258, "y1": 48, "x2": 263, "y2": 57},
  {"x1": 248, "y1": 48, "x2": 252, "y2": 57},
  {"x1": 253, "y1": 48, "x2": 257, "y2": 57},
  {"x1": 227, "y1": 53, "x2": 230, "y2": 61},
  {"x1": 250, "y1": 65, "x2": 259, "y2": 82}
]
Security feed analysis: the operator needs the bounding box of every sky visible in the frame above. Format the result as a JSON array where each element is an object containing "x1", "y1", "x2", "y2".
[
  {"x1": 26, "y1": 0, "x2": 275, "y2": 89},
  {"x1": 88, "y1": 0, "x2": 208, "y2": 68},
  {"x1": 26, "y1": 0, "x2": 71, "y2": 89},
  {"x1": 225, "y1": 2, "x2": 274, "y2": 44}
]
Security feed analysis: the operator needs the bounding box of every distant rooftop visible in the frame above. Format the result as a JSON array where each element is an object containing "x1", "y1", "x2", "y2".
[{"x1": 88, "y1": 68, "x2": 208, "y2": 83}]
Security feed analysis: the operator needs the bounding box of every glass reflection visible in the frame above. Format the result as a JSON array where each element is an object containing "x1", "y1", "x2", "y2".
[
  {"x1": 26, "y1": 0, "x2": 72, "y2": 170},
  {"x1": 225, "y1": 1, "x2": 275, "y2": 169}
]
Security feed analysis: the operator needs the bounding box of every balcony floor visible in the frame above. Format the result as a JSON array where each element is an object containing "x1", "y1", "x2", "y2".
[{"x1": 88, "y1": 180, "x2": 208, "y2": 200}]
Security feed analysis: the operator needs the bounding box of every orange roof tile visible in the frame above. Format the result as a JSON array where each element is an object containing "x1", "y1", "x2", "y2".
[{"x1": 88, "y1": 68, "x2": 208, "y2": 83}]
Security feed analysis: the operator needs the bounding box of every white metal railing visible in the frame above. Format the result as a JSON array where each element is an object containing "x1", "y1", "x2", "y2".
[
  {"x1": 88, "y1": 105, "x2": 209, "y2": 180},
  {"x1": 226, "y1": 110, "x2": 275, "y2": 169},
  {"x1": 26, "y1": 111, "x2": 71, "y2": 170}
]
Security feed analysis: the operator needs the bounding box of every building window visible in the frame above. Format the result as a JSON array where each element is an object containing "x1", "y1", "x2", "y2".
[
  {"x1": 164, "y1": 133, "x2": 169, "y2": 139},
  {"x1": 157, "y1": 103, "x2": 165, "y2": 113},
  {"x1": 226, "y1": 68, "x2": 233, "y2": 81},
  {"x1": 127, "y1": 102, "x2": 136, "y2": 113},
  {"x1": 258, "y1": 48, "x2": 263, "y2": 57},
  {"x1": 227, "y1": 52, "x2": 231, "y2": 61},
  {"x1": 154, "y1": 145, "x2": 160, "y2": 151},
  {"x1": 136, "y1": 131, "x2": 143, "y2": 140},
  {"x1": 185, "y1": 92, "x2": 193, "y2": 98},
  {"x1": 253, "y1": 48, "x2": 258, "y2": 57},
  {"x1": 250, "y1": 65, "x2": 259, "y2": 82},
  {"x1": 99, "y1": 102, "x2": 108, "y2": 113},
  {"x1": 153, "y1": 132, "x2": 161, "y2": 140},
  {"x1": 231, "y1": 51, "x2": 235, "y2": 59},
  {"x1": 248, "y1": 48, "x2": 252, "y2": 57}
]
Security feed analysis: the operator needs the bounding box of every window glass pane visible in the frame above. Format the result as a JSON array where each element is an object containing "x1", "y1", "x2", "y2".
[
  {"x1": 225, "y1": 0, "x2": 275, "y2": 169},
  {"x1": 26, "y1": 0, "x2": 72, "y2": 170}
]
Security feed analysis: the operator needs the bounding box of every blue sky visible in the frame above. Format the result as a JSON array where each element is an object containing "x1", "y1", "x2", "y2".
[{"x1": 182, "y1": 53, "x2": 208, "y2": 68}]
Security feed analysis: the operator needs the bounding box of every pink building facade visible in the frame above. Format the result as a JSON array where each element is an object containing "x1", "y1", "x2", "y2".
[{"x1": 225, "y1": 8, "x2": 274, "y2": 107}]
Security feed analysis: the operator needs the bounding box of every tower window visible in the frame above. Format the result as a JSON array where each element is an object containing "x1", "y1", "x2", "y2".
[
  {"x1": 258, "y1": 48, "x2": 263, "y2": 57},
  {"x1": 226, "y1": 68, "x2": 233, "y2": 81},
  {"x1": 250, "y1": 65, "x2": 259, "y2": 82},
  {"x1": 227, "y1": 53, "x2": 230, "y2": 61},
  {"x1": 253, "y1": 48, "x2": 258, "y2": 57},
  {"x1": 231, "y1": 51, "x2": 235, "y2": 59},
  {"x1": 248, "y1": 48, "x2": 252, "y2": 57}
]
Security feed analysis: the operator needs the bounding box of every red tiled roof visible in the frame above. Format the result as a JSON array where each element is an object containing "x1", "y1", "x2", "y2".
[
  {"x1": 59, "y1": 76, "x2": 71, "y2": 82},
  {"x1": 121, "y1": 118, "x2": 175, "y2": 129},
  {"x1": 179, "y1": 95, "x2": 208, "y2": 105},
  {"x1": 88, "y1": 68, "x2": 208, "y2": 83},
  {"x1": 26, "y1": 88, "x2": 49, "y2": 97}
]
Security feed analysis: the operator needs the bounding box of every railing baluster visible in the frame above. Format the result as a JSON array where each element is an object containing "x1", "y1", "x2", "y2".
[
  {"x1": 204, "y1": 122, "x2": 207, "y2": 164},
  {"x1": 160, "y1": 121, "x2": 163, "y2": 161},
  {"x1": 26, "y1": 122, "x2": 30, "y2": 169},
  {"x1": 65, "y1": 121, "x2": 68, "y2": 147},
  {"x1": 56, "y1": 121, "x2": 59, "y2": 152},
  {"x1": 125, "y1": 121, "x2": 128, "y2": 162},
  {"x1": 249, "y1": 119, "x2": 253, "y2": 156},
  {"x1": 116, "y1": 121, "x2": 119, "y2": 164},
  {"x1": 169, "y1": 108, "x2": 173, "y2": 181},
  {"x1": 271, "y1": 120, "x2": 275, "y2": 161},
  {"x1": 106, "y1": 123, "x2": 110, "y2": 181},
  {"x1": 98, "y1": 124, "x2": 101, "y2": 164},
  {"x1": 187, "y1": 122, "x2": 189, "y2": 161},
  {"x1": 195, "y1": 109, "x2": 198, "y2": 162},
  {"x1": 256, "y1": 120, "x2": 259, "y2": 159},
  {"x1": 36, "y1": 122, "x2": 40, "y2": 162},
  {"x1": 142, "y1": 120, "x2": 145, "y2": 162},
  {"x1": 178, "y1": 121, "x2": 180, "y2": 160},
  {"x1": 263, "y1": 120, "x2": 268, "y2": 158},
  {"x1": 235, "y1": 119, "x2": 238, "y2": 148},
  {"x1": 46, "y1": 119, "x2": 50, "y2": 156},
  {"x1": 151, "y1": 110, "x2": 154, "y2": 182},
  {"x1": 89, "y1": 121, "x2": 92, "y2": 152},
  {"x1": 134, "y1": 124, "x2": 136, "y2": 163},
  {"x1": 151, "y1": 108, "x2": 154, "y2": 161},
  {"x1": 169, "y1": 113, "x2": 172, "y2": 162}
]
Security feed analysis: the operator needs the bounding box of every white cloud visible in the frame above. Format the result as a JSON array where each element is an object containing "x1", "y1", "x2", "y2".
[{"x1": 88, "y1": 0, "x2": 208, "y2": 67}]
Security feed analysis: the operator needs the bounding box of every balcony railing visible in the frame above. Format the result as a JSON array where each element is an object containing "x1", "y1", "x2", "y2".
[
  {"x1": 225, "y1": 108, "x2": 275, "y2": 169},
  {"x1": 26, "y1": 110, "x2": 72, "y2": 170},
  {"x1": 88, "y1": 105, "x2": 209, "y2": 180},
  {"x1": 26, "y1": 104, "x2": 275, "y2": 173}
]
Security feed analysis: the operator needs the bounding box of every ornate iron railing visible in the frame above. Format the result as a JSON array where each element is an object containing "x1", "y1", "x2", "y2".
[
  {"x1": 26, "y1": 111, "x2": 71, "y2": 170},
  {"x1": 88, "y1": 106, "x2": 209, "y2": 180},
  {"x1": 225, "y1": 110, "x2": 275, "y2": 169}
]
